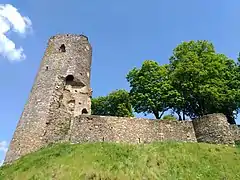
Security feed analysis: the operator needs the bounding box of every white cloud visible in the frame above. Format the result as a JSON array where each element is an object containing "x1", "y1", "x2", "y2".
[
  {"x1": 0, "y1": 4, "x2": 32, "y2": 61},
  {"x1": 0, "y1": 141, "x2": 8, "y2": 153},
  {"x1": 0, "y1": 141, "x2": 8, "y2": 167}
]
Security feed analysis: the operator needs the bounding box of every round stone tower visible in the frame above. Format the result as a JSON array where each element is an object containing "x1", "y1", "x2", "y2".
[
  {"x1": 192, "y1": 113, "x2": 234, "y2": 145},
  {"x1": 4, "y1": 34, "x2": 92, "y2": 164}
]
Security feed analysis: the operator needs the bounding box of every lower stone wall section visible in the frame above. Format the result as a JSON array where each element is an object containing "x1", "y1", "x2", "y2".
[
  {"x1": 70, "y1": 115, "x2": 197, "y2": 144},
  {"x1": 192, "y1": 113, "x2": 234, "y2": 145},
  {"x1": 4, "y1": 113, "x2": 239, "y2": 165},
  {"x1": 230, "y1": 125, "x2": 240, "y2": 143}
]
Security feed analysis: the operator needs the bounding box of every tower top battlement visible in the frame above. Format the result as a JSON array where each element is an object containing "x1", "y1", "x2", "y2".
[{"x1": 49, "y1": 34, "x2": 89, "y2": 41}]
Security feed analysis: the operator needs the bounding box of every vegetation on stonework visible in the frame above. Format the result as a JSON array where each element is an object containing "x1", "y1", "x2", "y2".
[
  {"x1": 162, "y1": 114, "x2": 177, "y2": 120},
  {"x1": 92, "y1": 40, "x2": 240, "y2": 124},
  {"x1": 0, "y1": 142, "x2": 240, "y2": 180},
  {"x1": 91, "y1": 89, "x2": 133, "y2": 117}
]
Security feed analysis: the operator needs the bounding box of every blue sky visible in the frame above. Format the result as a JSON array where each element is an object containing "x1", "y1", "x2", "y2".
[{"x1": 1, "y1": 0, "x2": 240, "y2": 163}]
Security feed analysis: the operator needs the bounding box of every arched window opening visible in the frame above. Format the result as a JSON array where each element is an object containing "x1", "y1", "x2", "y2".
[
  {"x1": 82, "y1": 108, "x2": 88, "y2": 114},
  {"x1": 65, "y1": 75, "x2": 74, "y2": 85},
  {"x1": 59, "y1": 44, "x2": 66, "y2": 52}
]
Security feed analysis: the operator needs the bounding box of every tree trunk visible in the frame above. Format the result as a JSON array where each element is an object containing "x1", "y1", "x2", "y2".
[
  {"x1": 153, "y1": 111, "x2": 160, "y2": 119},
  {"x1": 177, "y1": 112, "x2": 182, "y2": 121},
  {"x1": 226, "y1": 113, "x2": 236, "y2": 124},
  {"x1": 183, "y1": 112, "x2": 186, "y2": 120},
  {"x1": 159, "y1": 111, "x2": 165, "y2": 119}
]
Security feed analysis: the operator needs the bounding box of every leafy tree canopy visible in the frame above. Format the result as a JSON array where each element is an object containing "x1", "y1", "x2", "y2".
[
  {"x1": 91, "y1": 89, "x2": 133, "y2": 117},
  {"x1": 126, "y1": 41, "x2": 240, "y2": 124},
  {"x1": 169, "y1": 40, "x2": 240, "y2": 124},
  {"x1": 126, "y1": 60, "x2": 178, "y2": 119}
]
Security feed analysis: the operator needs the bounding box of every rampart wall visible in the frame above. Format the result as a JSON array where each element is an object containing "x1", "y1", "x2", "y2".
[
  {"x1": 192, "y1": 114, "x2": 234, "y2": 144},
  {"x1": 69, "y1": 114, "x2": 239, "y2": 146},
  {"x1": 230, "y1": 124, "x2": 240, "y2": 143},
  {"x1": 70, "y1": 115, "x2": 197, "y2": 144},
  {"x1": 5, "y1": 113, "x2": 240, "y2": 165}
]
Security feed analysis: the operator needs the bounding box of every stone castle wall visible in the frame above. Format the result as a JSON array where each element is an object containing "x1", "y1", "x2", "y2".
[
  {"x1": 192, "y1": 114, "x2": 235, "y2": 145},
  {"x1": 69, "y1": 114, "x2": 239, "y2": 146},
  {"x1": 230, "y1": 125, "x2": 240, "y2": 143},
  {"x1": 70, "y1": 115, "x2": 197, "y2": 144},
  {"x1": 5, "y1": 113, "x2": 240, "y2": 165},
  {"x1": 4, "y1": 34, "x2": 240, "y2": 165}
]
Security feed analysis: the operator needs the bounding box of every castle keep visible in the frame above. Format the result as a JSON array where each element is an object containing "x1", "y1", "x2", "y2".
[
  {"x1": 4, "y1": 34, "x2": 240, "y2": 165},
  {"x1": 5, "y1": 34, "x2": 92, "y2": 164}
]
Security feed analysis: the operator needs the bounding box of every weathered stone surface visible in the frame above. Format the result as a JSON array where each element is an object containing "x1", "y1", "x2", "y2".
[
  {"x1": 192, "y1": 113, "x2": 234, "y2": 145},
  {"x1": 230, "y1": 125, "x2": 240, "y2": 143},
  {"x1": 70, "y1": 115, "x2": 197, "y2": 144},
  {"x1": 4, "y1": 34, "x2": 92, "y2": 164}
]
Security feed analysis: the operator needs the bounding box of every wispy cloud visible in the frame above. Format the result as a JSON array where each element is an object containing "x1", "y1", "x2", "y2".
[
  {"x1": 0, "y1": 141, "x2": 8, "y2": 153},
  {"x1": 0, "y1": 4, "x2": 32, "y2": 61},
  {"x1": 0, "y1": 141, "x2": 8, "y2": 166}
]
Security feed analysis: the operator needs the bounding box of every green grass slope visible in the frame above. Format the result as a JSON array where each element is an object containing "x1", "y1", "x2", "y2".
[{"x1": 0, "y1": 142, "x2": 240, "y2": 180}]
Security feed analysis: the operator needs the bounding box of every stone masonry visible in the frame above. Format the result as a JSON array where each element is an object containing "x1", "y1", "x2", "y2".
[
  {"x1": 192, "y1": 114, "x2": 235, "y2": 145},
  {"x1": 230, "y1": 124, "x2": 240, "y2": 144},
  {"x1": 4, "y1": 34, "x2": 240, "y2": 165},
  {"x1": 4, "y1": 34, "x2": 92, "y2": 164},
  {"x1": 71, "y1": 115, "x2": 197, "y2": 144}
]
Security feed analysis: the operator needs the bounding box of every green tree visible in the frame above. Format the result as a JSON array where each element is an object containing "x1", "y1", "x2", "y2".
[
  {"x1": 91, "y1": 89, "x2": 133, "y2": 117},
  {"x1": 162, "y1": 114, "x2": 177, "y2": 120},
  {"x1": 126, "y1": 60, "x2": 178, "y2": 119},
  {"x1": 169, "y1": 40, "x2": 240, "y2": 124}
]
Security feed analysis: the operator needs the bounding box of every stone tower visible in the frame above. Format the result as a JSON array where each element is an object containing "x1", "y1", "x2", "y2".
[{"x1": 4, "y1": 34, "x2": 92, "y2": 164}]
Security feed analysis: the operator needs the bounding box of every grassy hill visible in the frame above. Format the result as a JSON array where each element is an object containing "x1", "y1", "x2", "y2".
[{"x1": 0, "y1": 142, "x2": 240, "y2": 180}]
